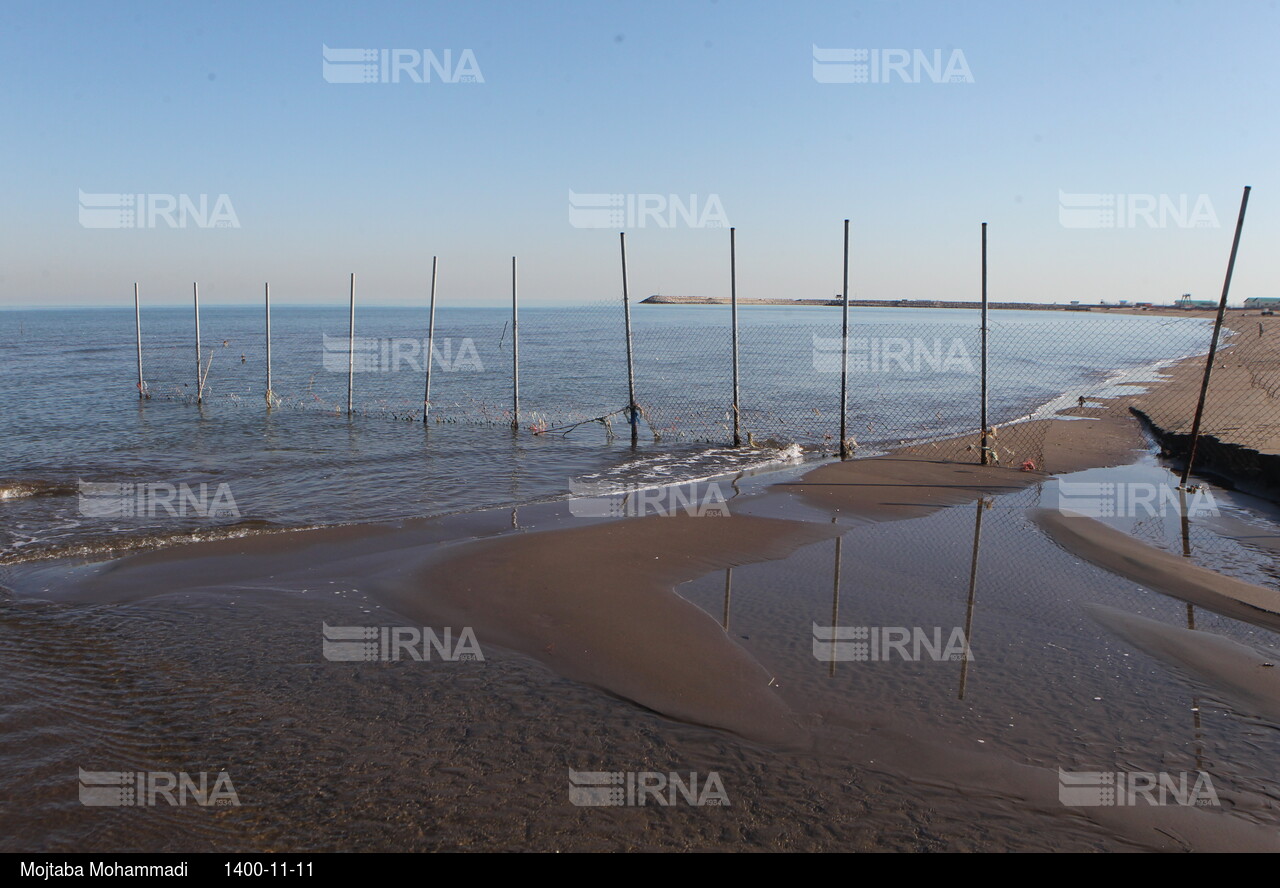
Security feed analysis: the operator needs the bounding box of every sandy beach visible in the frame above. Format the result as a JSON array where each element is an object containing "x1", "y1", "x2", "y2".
[
  {"x1": 4, "y1": 312, "x2": 1280, "y2": 852},
  {"x1": 1123, "y1": 314, "x2": 1280, "y2": 496},
  {"x1": 9, "y1": 0, "x2": 1280, "y2": 863}
]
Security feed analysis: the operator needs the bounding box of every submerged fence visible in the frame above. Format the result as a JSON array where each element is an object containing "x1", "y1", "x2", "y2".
[
  {"x1": 129, "y1": 292, "x2": 1279, "y2": 473},
  {"x1": 127, "y1": 198, "x2": 1280, "y2": 480}
]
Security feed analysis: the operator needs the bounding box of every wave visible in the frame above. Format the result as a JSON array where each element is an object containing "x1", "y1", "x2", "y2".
[
  {"x1": 0, "y1": 518, "x2": 302, "y2": 566},
  {"x1": 0, "y1": 479, "x2": 79, "y2": 501}
]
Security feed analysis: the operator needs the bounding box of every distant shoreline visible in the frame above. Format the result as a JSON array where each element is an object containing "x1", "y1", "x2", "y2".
[{"x1": 640, "y1": 294, "x2": 1251, "y2": 315}]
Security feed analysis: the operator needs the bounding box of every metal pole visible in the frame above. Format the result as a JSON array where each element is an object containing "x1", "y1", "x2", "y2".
[
  {"x1": 620, "y1": 232, "x2": 639, "y2": 445},
  {"x1": 839, "y1": 220, "x2": 851, "y2": 459},
  {"x1": 134, "y1": 283, "x2": 143, "y2": 399},
  {"x1": 347, "y1": 272, "x2": 355, "y2": 415},
  {"x1": 980, "y1": 223, "x2": 989, "y2": 466},
  {"x1": 1181, "y1": 186, "x2": 1251, "y2": 488},
  {"x1": 193, "y1": 282, "x2": 202, "y2": 404},
  {"x1": 730, "y1": 227, "x2": 741, "y2": 447},
  {"x1": 265, "y1": 282, "x2": 272, "y2": 405},
  {"x1": 423, "y1": 256, "x2": 438, "y2": 422},
  {"x1": 511, "y1": 256, "x2": 520, "y2": 429}
]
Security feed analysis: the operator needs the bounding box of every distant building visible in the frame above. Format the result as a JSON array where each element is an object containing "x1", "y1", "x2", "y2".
[
  {"x1": 1176, "y1": 295, "x2": 1218, "y2": 309},
  {"x1": 1244, "y1": 297, "x2": 1280, "y2": 308}
]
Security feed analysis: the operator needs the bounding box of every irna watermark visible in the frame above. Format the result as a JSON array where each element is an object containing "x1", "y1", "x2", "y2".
[
  {"x1": 77, "y1": 480, "x2": 239, "y2": 519},
  {"x1": 812, "y1": 46, "x2": 973, "y2": 84},
  {"x1": 78, "y1": 768, "x2": 240, "y2": 807},
  {"x1": 1053, "y1": 480, "x2": 1219, "y2": 518},
  {"x1": 569, "y1": 191, "x2": 728, "y2": 229},
  {"x1": 568, "y1": 769, "x2": 729, "y2": 807},
  {"x1": 321, "y1": 623, "x2": 484, "y2": 662},
  {"x1": 812, "y1": 624, "x2": 972, "y2": 662},
  {"x1": 1058, "y1": 769, "x2": 1218, "y2": 807},
  {"x1": 78, "y1": 191, "x2": 239, "y2": 229},
  {"x1": 321, "y1": 45, "x2": 483, "y2": 83},
  {"x1": 567, "y1": 479, "x2": 730, "y2": 518},
  {"x1": 813, "y1": 335, "x2": 974, "y2": 374},
  {"x1": 321, "y1": 334, "x2": 483, "y2": 372},
  {"x1": 1058, "y1": 191, "x2": 1219, "y2": 229}
]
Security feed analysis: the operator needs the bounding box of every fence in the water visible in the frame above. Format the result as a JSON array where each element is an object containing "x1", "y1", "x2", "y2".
[{"x1": 127, "y1": 191, "x2": 1276, "y2": 481}]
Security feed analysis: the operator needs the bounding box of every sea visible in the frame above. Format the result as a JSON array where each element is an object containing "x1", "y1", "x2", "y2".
[{"x1": 0, "y1": 304, "x2": 1214, "y2": 564}]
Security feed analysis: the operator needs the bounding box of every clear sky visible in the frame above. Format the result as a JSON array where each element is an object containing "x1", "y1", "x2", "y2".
[{"x1": 2, "y1": 0, "x2": 1276, "y2": 307}]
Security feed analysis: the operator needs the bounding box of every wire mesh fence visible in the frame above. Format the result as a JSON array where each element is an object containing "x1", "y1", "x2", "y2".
[{"x1": 133, "y1": 296, "x2": 1280, "y2": 474}]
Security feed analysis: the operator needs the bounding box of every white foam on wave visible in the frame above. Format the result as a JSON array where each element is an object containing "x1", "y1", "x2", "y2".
[{"x1": 568, "y1": 441, "x2": 808, "y2": 498}]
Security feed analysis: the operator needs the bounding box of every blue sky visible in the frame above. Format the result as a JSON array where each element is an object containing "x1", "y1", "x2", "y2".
[{"x1": 1, "y1": 0, "x2": 1276, "y2": 306}]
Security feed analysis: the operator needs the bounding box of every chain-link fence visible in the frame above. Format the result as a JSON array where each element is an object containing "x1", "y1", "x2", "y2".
[
  {"x1": 133, "y1": 300, "x2": 1280, "y2": 473},
  {"x1": 138, "y1": 302, "x2": 630, "y2": 430}
]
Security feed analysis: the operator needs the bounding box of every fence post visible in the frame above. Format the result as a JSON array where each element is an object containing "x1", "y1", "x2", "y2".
[
  {"x1": 423, "y1": 256, "x2": 438, "y2": 422},
  {"x1": 730, "y1": 227, "x2": 741, "y2": 447},
  {"x1": 1181, "y1": 185, "x2": 1251, "y2": 488},
  {"x1": 620, "y1": 232, "x2": 639, "y2": 445},
  {"x1": 193, "y1": 282, "x2": 202, "y2": 404},
  {"x1": 980, "y1": 223, "x2": 989, "y2": 465},
  {"x1": 839, "y1": 220, "x2": 851, "y2": 459},
  {"x1": 134, "y1": 283, "x2": 143, "y2": 399},
  {"x1": 347, "y1": 272, "x2": 355, "y2": 416},
  {"x1": 265, "y1": 282, "x2": 273, "y2": 407},
  {"x1": 511, "y1": 256, "x2": 520, "y2": 429}
]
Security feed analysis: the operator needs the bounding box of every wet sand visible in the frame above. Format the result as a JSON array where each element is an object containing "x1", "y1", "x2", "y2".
[
  {"x1": 5, "y1": 331, "x2": 1280, "y2": 851},
  {"x1": 1034, "y1": 509, "x2": 1280, "y2": 632},
  {"x1": 1085, "y1": 605, "x2": 1280, "y2": 725},
  {"x1": 10, "y1": 456, "x2": 1280, "y2": 851},
  {"x1": 775, "y1": 410, "x2": 1148, "y2": 522}
]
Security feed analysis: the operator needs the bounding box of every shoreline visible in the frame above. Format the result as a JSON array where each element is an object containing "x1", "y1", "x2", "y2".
[
  {"x1": 1115, "y1": 314, "x2": 1280, "y2": 496},
  {"x1": 9, "y1": 382, "x2": 1280, "y2": 850},
  {"x1": 7, "y1": 332, "x2": 1280, "y2": 849},
  {"x1": 3, "y1": 315, "x2": 1269, "y2": 564},
  {"x1": 5, "y1": 310, "x2": 1274, "y2": 566},
  {"x1": 5, "y1": 306, "x2": 1280, "y2": 852},
  {"x1": 642, "y1": 295, "x2": 1268, "y2": 320}
]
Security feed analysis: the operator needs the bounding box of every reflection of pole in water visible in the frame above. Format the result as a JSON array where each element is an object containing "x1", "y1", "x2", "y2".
[
  {"x1": 829, "y1": 534, "x2": 843, "y2": 677},
  {"x1": 959, "y1": 497, "x2": 986, "y2": 699},
  {"x1": 1177, "y1": 486, "x2": 1204, "y2": 767},
  {"x1": 722, "y1": 568, "x2": 732, "y2": 630},
  {"x1": 1179, "y1": 486, "x2": 1192, "y2": 558},
  {"x1": 1187, "y1": 603, "x2": 1204, "y2": 769}
]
